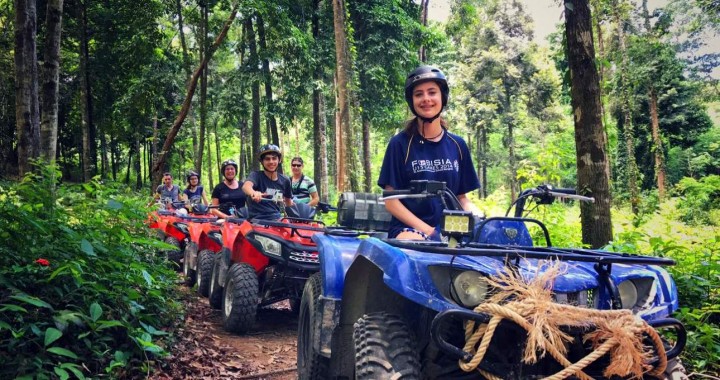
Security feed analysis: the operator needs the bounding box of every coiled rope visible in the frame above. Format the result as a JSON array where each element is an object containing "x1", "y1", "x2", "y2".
[{"x1": 457, "y1": 262, "x2": 668, "y2": 379}]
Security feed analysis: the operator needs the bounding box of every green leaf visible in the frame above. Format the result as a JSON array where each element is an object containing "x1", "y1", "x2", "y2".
[
  {"x1": 10, "y1": 294, "x2": 53, "y2": 309},
  {"x1": 81, "y1": 239, "x2": 96, "y2": 256},
  {"x1": 60, "y1": 363, "x2": 85, "y2": 379},
  {"x1": 97, "y1": 320, "x2": 125, "y2": 330},
  {"x1": 47, "y1": 347, "x2": 79, "y2": 359},
  {"x1": 564, "y1": 2, "x2": 574, "y2": 11},
  {"x1": 107, "y1": 199, "x2": 123, "y2": 210},
  {"x1": 0, "y1": 321, "x2": 12, "y2": 330},
  {"x1": 89, "y1": 303, "x2": 102, "y2": 322},
  {"x1": 0, "y1": 304, "x2": 28, "y2": 313},
  {"x1": 142, "y1": 270, "x2": 154, "y2": 286},
  {"x1": 44, "y1": 327, "x2": 63, "y2": 347},
  {"x1": 54, "y1": 366, "x2": 70, "y2": 380}
]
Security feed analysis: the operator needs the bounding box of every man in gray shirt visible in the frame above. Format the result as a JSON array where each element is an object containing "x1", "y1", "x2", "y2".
[{"x1": 152, "y1": 172, "x2": 180, "y2": 205}]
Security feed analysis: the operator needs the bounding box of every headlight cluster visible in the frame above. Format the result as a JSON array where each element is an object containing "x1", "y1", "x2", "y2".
[
  {"x1": 254, "y1": 235, "x2": 282, "y2": 256},
  {"x1": 617, "y1": 278, "x2": 656, "y2": 311},
  {"x1": 451, "y1": 271, "x2": 489, "y2": 307}
]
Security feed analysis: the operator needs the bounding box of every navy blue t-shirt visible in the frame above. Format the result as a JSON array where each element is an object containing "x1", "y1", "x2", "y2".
[
  {"x1": 245, "y1": 171, "x2": 293, "y2": 220},
  {"x1": 377, "y1": 129, "x2": 480, "y2": 238},
  {"x1": 183, "y1": 185, "x2": 204, "y2": 201},
  {"x1": 211, "y1": 182, "x2": 246, "y2": 216}
]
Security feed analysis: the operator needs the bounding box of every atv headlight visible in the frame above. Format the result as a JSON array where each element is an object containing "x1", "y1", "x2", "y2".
[
  {"x1": 618, "y1": 280, "x2": 638, "y2": 309},
  {"x1": 618, "y1": 278, "x2": 656, "y2": 311},
  {"x1": 441, "y1": 210, "x2": 474, "y2": 237},
  {"x1": 254, "y1": 235, "x2": 282, "y2": 257},
  {"x1": 452, "y1": 271, "x2": 489, "y2": 307}
]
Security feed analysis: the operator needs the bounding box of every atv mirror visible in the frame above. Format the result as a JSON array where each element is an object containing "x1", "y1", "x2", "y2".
[{"x1": 441, "y1": 210, "x2": 473, "y2": 238}]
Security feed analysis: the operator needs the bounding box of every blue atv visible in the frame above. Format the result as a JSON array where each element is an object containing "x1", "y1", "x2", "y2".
[{"x1": 297, "y1": 180, "x2": 686, "y2": 379}]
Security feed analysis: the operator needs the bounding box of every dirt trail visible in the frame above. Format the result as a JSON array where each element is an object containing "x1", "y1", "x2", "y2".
[{"x1": 152, "y1": 287, "x2": 298, "y2": 379}]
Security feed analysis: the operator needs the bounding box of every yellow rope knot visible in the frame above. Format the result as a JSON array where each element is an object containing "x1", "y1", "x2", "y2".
[{"x1": 456, "y1": 262, "x2": 668, "y2": 380}]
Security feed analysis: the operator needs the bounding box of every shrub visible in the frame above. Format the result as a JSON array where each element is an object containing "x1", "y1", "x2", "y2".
[
  {"x1": 675, "y1": 175, "x2": 720, "y2": 225},
  {"x1": 0, "y1": 167, "x2": 182, "y2": 379}
]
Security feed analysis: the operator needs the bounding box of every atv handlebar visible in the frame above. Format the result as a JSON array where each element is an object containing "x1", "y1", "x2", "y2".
[{"x1": 511, "y1": 185, "x2": 595, "y2": 217}]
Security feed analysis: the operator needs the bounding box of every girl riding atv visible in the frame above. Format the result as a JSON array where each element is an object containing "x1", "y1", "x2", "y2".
[{"x1": 378, "y1": 65, "x2": 481, "y2": 241}]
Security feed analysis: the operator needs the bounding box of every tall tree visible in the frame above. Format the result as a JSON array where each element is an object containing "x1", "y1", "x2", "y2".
[
  {"x1": 14, "y1": 0, "x2": 40, "y2": 176},
  {"x1": 39, "y1": 0, "x2": 63, "y2": 164},
  {"x1": 256, "y1": 14, "x2": 279, "y2": 146},
  {"x1": 245, "y1": 16, "x2": 261, "y2": 171},
  {"x1": 195, "y1": 1, "x2": 208, "y2": 176},
  {"x1": 151, "y1": 2, "x2": 239, "y2": 186},
  {"x1": 332, "y1": 0, "x2": 356, "y2": 192},
  {"x1": 612, "y1": 0, "x2": 640, "y2": 213},
  {"x1": 312, "y1": 0, "x2": 330, "y2": 202},
  {"x1": 79, "y1": 0, "x2": 96, "y2": 181},
  {"x1": 564, "y1": 0, "x2": 613, "y2": 248}
]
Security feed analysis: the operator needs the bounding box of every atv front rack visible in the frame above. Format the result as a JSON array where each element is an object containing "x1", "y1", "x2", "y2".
[
  {"x1": 387, "y1": 240, "x2": 676, "y2": 266},
  {"x1": 247, "y1": 218, "x2": 365, "y2": 239}
]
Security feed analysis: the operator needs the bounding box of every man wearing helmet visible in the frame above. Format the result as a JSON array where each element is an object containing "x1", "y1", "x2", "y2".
[
  {"x1": 378, "y1": 65, "x2": 481, "y2": 241},
  {"x1": 180, "y1": 171, "x2": 209, "y2": 206},
  {"x1": 211, "y1": 159, "x2": 246, "y2": 219},
  {"x1": 242, "y1": 144, "x2": 294, "y2": 220}
]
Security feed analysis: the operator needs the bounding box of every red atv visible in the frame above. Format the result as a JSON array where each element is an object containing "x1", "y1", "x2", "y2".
[
  {"x1": 208, "y1": 201, "x2": 335, "y2": 334},
  {"x1": 179, "y1": 203, "x2": 225, "y2": 293},
  {"x1": 147, "y1": 199, "x2": 191, "y2": 267}
]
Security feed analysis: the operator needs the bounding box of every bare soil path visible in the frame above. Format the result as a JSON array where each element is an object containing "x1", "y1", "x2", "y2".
[{"x1": 152, "y1": 287, "x2": 298, "y2": 379}]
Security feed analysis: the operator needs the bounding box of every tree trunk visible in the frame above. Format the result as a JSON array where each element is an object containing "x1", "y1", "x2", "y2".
[
  {"x1": 80, "y1": 0, "x2": 96, "y2": 181},
  {"x1": 418, "y1": 0, "x2": 428, "y2": 62},
  {"x1": 176, "y1": 0, "x2": 191, "y2": 81},
  {"x1": 110, "y1": 134, "x2": 117, "y2": 181},
  {"x1": 312, "y1": 0, "x2": 329, "y2": 202},
  {"x1": 257, "y1": 14, "x2": 279, "y2": 146},
  {"x1": 151, "y1": 3, "x2": 239, "y2": 188},
  {"x1": 564, "y1": 0, "x2": 613, "y2": 248},
  {"x1": 333, "y1": 0, "x2": 358, "y2": 192},
  {"x1": 362, "y1": 117, "x2": 371, "y2": 192},
  {"x1": 246, "y1": 17, "x2": 261, "y2": 171},
  {"x1": 39, "y1": 0, "x2": 63, "y2": 165},
  {"x1": 14, "y1": 0, "x2": 40, "y2": 177},
  {"x1": 614, "y1": 1, "x2": 640, "y2": 214},
  {"x1": 195, "y1": 2, "x2": 208, "y2": 176},
  {"x1": 476, "y1": 121, "x2": 488, "y2": 199},
  {"x1": 134, "y1": 137, "x2": 142, "y2": 190},
  {"x1": 649, "y1": 87, "x2": 666, "y2": 199},
  {"x1": 206, "y1": 117, "x2": 214, "y2": 189},
  {"x1": 100, "y1": 132, "x2": 108, "y2": 178},
  {"x1": 503, "y1": 78, "x2": 517, "y2": 201},
  {"x1": 214, "y1": 117, "x2": 221, "y2": 184}
]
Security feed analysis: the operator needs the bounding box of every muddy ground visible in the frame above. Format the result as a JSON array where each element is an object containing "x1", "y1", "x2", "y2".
[{"x1": 151, "y1": 287, "x2": 298, "y2": 380}]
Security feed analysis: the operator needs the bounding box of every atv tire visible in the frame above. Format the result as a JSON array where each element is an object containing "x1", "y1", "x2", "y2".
[
  {"x1": 297, "y1": 273, "x2": 328, "y2": 379},
  {"x1": 183, "y1": 243, "x2": 197, "y2": 287},
  {"x1": 196, "y1": 249, "x2": 214, "y2": 297},
  {"x1": 208, "y1": 255, "x2": 224, "y2": 309},
  {"x1": 164, "y1": 236, "x2": 183, "y2": 270},
  {"x1": 353, "y1": 312, "x2": 421, "y2": 380},
  {"x1": 222, "y1": 263, "x2": 258, "y2": 334}
]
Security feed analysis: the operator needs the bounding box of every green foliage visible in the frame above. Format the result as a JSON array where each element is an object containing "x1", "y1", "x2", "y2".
[
  {"x1": 0, "y1": 166, "x2": 182, "y2": 378},
  {"x1": 606, "y1": 203, "x2": 720, "y2": 374},
  {"x1": 675, "y1": 175, "x2": 720, "y2": 225}
]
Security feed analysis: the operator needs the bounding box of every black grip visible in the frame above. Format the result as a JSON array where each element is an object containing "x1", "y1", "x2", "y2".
[
  {"x1": 551, "y1": 188, "x2": 576, "y2": 195},
  {"x1": 382, "y1": 189, "x2": 411, "y2": 197}
]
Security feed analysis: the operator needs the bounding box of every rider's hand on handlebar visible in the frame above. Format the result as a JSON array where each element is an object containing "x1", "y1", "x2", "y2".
[{"x1": 249, "y1": 191, "x2": 265, "y2": 203}]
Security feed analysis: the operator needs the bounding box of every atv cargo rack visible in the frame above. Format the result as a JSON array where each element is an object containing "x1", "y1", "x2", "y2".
[{"x1": 387, "y1": 240, "x2": 676, "y2": 266}]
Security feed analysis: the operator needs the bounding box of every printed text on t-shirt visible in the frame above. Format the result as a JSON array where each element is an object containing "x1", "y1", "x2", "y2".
[{"x1": 411, "y1": 159, "x2": 459, "y2": 173}]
